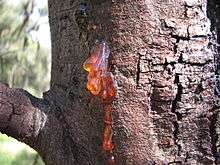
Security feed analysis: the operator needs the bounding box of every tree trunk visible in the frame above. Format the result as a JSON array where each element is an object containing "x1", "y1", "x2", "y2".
[{"x1": 1, "y1": 0, "x2": 220, "y2": 164}]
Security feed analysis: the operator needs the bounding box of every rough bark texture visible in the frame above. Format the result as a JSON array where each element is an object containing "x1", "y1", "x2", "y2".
[
  {"x1": 0, "y1": 83, "x2": 47, "y2": 148},
  {"x1": 1, "y1": 0, "x2": 220, "y2": 164}
]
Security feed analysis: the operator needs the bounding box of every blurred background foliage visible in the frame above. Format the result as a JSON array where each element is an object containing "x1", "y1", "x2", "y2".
[
  {"x1": 0, "y1": 134, "x2": 45, "y2": 165},
  {"x1": 0, "y1": 0, "x2": 50, "y2": 97},
  {"x1": 0, "y1": 0, "x2": 50, "y2": 164}
]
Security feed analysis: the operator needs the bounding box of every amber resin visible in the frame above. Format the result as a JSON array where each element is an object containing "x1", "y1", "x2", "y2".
[{"x1": 83, "y1": 41, "x2": 116, "y2": 164}]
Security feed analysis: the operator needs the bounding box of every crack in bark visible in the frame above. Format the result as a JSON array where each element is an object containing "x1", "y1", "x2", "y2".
[
  {"x1": 136, "y1": 54, "x2": 141, "y2": 87},
  {"x1": 191, "y1": 35, "x2": 208, "y2": 39},
  {"x1": 168, "y1": 160, "x2": 182, "y2": 164},
  {"x1": 151, "y1": 60, "x2": 212, "y2": 67},
  {"x1": 171, "y1": 31, "x2": 191, "y2": 55},
  {"x1": 171, "y1": 74, "x2": 183, "y2": 157},
  {"x1": 171, "y1": 34, "x2": 190, "y2": 54},
  {"x1": 183, "y1": 60, "x2": 212, "y2": 66},
  {"x1": 171, "y1": 34, "x2": 190, "y2": 42}
]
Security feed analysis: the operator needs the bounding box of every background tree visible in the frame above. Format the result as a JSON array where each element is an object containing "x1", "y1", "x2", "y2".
[{"x1": 0, "y1": 0, "x2": 220, "y2": 165}]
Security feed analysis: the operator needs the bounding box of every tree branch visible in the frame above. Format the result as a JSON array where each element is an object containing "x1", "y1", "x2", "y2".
[{"x1": 0, "y1": 82, "x2": 48, "y2": 147}]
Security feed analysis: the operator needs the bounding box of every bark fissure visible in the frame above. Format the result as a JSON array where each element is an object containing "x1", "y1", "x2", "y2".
[
  {"x1": 136, "y1": 54, "x2": 141, "y2": 87},
  {"x1": 171, "y1": 34, "x2": 190, "y2": 42},
  {"x1": 171, "y1": 74, "x2": 183, "y2": 157}
]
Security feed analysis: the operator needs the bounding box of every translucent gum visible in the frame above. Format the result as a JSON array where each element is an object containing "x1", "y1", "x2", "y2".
[
  {"x1": 104, "y1": 105, "x2": 113, "y2": 124},
  {"x1": 103, "y1": 125, "x2": 114, "y2": 151},
  {"x1": 83, "y1": 41, "x2": 116, "y2": 100},
  {"x1": 83, "y1": 41, "x2": 116, "y2": 164}
]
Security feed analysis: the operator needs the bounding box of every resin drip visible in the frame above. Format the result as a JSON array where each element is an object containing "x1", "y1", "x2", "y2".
[{"x1": 83, "y1": 41, "x2": 116, "y2": 164}]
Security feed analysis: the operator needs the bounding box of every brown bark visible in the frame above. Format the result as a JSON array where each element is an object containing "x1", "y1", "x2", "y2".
[
  {"x1": 0, "y1": 83, "x2": 47, "y2": 148},
  {"x1": 1, "y1": 0, "x2": 220, "y2": 164}
]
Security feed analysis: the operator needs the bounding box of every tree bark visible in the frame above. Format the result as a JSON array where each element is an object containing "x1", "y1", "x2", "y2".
[
  {"x1": 1, "y1": 0, "x2": 220, "y2": 164},
  {"x1": 0, "y1": 83, "x2": 47, "y2": 149}
]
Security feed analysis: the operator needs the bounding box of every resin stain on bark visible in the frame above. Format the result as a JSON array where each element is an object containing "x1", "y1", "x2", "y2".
[{"x1": 83, "y1": 41, "x2": 117, "y2": 164}]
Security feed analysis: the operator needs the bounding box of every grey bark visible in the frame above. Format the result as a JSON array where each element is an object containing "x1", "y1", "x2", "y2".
[{"x1": 1, "y1": 0, "x2": 220, "y2": 164}]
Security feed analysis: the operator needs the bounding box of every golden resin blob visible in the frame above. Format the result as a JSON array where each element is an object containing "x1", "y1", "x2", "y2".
[{"x1": 83, "y1": 41, "x2": 116, "y2": 164}]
